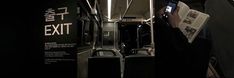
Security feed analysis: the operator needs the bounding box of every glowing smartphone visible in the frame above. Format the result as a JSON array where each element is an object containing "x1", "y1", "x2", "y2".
[
  {"x1": 165, "y1": 1, "x2": 177, "y2": 14},
  {"x1": 162, "y1": 0, "x2": 178, "y2": 19}
]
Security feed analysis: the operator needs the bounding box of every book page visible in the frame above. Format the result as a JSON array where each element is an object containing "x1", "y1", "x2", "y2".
[
  {"x1": 177, "y1": 1, "x2": 190, "y2": 19},
  {"x1": 178, "y1": 10, "x2": 210, "y2": 43},
  {"x1": 189, "y1": 10, "x2": 210, "y2": 29}
]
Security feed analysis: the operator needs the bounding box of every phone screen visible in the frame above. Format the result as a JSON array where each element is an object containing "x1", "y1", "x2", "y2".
[{"x1": 165, "y1": 2, "x2": 177, "y2": 13}]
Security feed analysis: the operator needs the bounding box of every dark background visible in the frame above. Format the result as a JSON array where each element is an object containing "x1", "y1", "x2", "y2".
[{"x1": 1, "y1": 0, "x2": 44, "y2": 77}]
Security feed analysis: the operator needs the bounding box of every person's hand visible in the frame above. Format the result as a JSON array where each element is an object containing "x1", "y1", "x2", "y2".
[
  {"x1": 157, "y1": 7, "x2": 166, "y2": 18},
  {"x1": 167, "y1": 7, "x2": 181, "y2": 28},
  {"x1": 157, "y1": 7, "x2": 181, "y2": 28}
]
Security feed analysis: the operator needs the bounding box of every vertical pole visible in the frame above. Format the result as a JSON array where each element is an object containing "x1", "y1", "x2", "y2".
[
  {"x1": 137, "y1": 27, "x2": 139, "y2": 48},
  {"x1": 150, "y1": 0, "x2": 155, "y2": 55},
  {"x1": 114, "y1": 22, "x2": 116, "y2": 49},
  {"x1": 127, "y1": 0, "x2": 129, "y2": 7},
  {"x1": 101, "y1": 21, "x2": 103, "y2": 48}
]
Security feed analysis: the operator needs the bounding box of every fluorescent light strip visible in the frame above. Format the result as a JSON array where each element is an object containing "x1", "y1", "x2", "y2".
[
  {"x1": 108, "y1": 0, "x2": 112, "y2": 20},
  {"x1": 86, "y1": 0, "x2": 92, "y2": 10}
]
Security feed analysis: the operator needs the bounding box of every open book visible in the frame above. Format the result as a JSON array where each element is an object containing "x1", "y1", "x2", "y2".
[{"x1": 177, "y1": 1, "x2": 210, "y2": 43}]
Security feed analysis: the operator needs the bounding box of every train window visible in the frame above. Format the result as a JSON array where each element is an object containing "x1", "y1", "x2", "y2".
[
  {"x1": 138, "y1": 24, "x2": 151, "y2": 48},
  {"x1": 84, "y1": 20, "x2": 91, "y2": 45},
  {"x1": 119, "y1": 22, "x2": 151, "y2": 49},
  {"x1": 77, "y1": 7, "x2": 93, "y2": 47},
  {"x1": 77, "y1": 4, "x2": 102, "y2": 49}
]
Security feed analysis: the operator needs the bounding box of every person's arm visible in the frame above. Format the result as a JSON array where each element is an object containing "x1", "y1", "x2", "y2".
[
  {"x1": 154, "y1": 7, "x2": 190, "y2": 52},
  {"x1": 167, "y1": 6, "x2": 181, "y2": 28}
]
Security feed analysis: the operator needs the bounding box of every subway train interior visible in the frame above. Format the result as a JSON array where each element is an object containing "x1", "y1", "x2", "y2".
[
  {"x1": 77, "y1": 0, "x2": 232, "y2": 78},
  {"x1": 78, "y1": 0, "x2": 155, "y2": 78},
  {"x1": 2, "y1": 0, "x2": 234, "y2": 78}
]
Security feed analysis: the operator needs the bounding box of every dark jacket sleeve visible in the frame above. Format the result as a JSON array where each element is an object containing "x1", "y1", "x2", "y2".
[
  {"x1": 154, "y1": 15, "x2": 192, "y2": 77},
  {"x1": 154, "y1": 17, "x2": 190, "y2": 54},
  {"x1": 154, "y1": 16, "x2": 211, "y2": 78}
]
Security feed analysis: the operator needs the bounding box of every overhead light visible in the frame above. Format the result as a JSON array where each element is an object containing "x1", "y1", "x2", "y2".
[{"x1": 108, "y1": 0, "x2": 112, "y2": 20}]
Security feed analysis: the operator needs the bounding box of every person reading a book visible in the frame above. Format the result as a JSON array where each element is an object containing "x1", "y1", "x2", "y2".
[{"x1": 154, "y1": 2, "x2": 211, "y2": 78}]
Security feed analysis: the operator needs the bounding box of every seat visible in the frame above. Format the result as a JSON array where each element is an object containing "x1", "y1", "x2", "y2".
[
  {"x1": 88, "y1": 49, "x2": 121, "y2": 78},
  {"x1": 124, "y1": 55, "x2": 155, "y2": 78}
]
